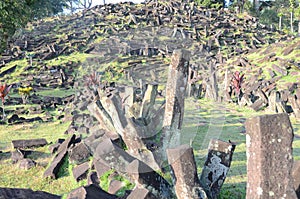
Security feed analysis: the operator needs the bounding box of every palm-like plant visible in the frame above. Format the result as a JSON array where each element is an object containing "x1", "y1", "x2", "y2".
[{"x1": 0, "y1": 83, "x2": 12, "y2": 119}]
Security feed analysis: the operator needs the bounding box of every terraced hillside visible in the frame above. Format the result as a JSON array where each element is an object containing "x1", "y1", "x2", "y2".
[{"x1": 0, "y1": 0, "x2": 299, "y2": 198}]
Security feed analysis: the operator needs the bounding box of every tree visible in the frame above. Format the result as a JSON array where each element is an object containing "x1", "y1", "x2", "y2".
[
  {"x1": 290, "y1": 0, "x2": 296, "y2": 32},
  {"x1": 278, "y1": 12, "x2": 283, "y2": 31},
  {"x1": 0, "y1": 0, "x2": 71, "y2": 52},
  {"x1": 0, "y1": 1, "x2": 30, "y2": 52},
  {"x1": 66, "y1": 0, "x2": 93, "y2": 13}
]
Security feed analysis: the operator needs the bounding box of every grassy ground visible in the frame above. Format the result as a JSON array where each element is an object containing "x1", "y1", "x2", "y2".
[
  {"x1": 182, "y1": 98, "x2": 300, "y2": 199},
  {"x1": 0, "y1": 98, "x2": 299, "y2": 198}
]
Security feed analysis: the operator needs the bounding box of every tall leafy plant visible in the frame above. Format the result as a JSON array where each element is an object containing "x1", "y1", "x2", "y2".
[
  {"x1": 231, "y1": 71, "x2": 244, "y2": 99},
  {"x1": 0, "y1": 83, "x2": 12, "y2": 119}
]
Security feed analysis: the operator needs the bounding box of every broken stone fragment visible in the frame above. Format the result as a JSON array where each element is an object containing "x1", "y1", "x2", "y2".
[
  {"x1": 94, "y1": 138, "x2": 135, "y2": 173},
  {"x1": 72, "y1": 162, "x2": 90, "y2": 182},
  {"x1": 11, "y1": 149, "x2": 25, "y2": 164},
  {"x1": 108, "y1": 179, "x2": 124, "y2": 194},
  {"x1": 167, "y1": 144, "x2": 206, "y2": 199},
  {"x1": 199, "y1": 139, "x2": 235, "y2": 199},
  {"x1": 126, "y1": 188, "x2": 157, "y2": 199},
  {"x1": 69, "y1": 142, "x2": 91, "y2": 164},
  {"x1": 19, "y1": 158, "x2": 36, "y2": 170}
]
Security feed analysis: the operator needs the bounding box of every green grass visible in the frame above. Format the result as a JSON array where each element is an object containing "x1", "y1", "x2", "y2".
[
  {"x1": 36, "y1": 88, "x2": 75, "y2": 98},
  {"x1": 182, "y1": 98, "x2": 300, "y2": 199},
  {"x1": 0, "y1": 93, "x2": 299, "y2": 199},
  {"x1": 0, "y1": 119, "x2": 83, "y2": 196},
  {"x1": 44, "y1": 52, "x2": 92, "y2": 66}
]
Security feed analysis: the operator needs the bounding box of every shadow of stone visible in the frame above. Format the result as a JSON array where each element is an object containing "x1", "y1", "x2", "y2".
[
  {"x1": 25, "y1": 150, "x2": 50, "y2": 160},
  {"x1": 0, "y1": 151, "x2": 11, "y2": 161}
]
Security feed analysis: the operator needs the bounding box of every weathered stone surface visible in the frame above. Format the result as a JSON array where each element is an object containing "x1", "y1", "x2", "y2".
[
  {"x1": 48, "y1": 143, "x2": 61, "y2": 154},
  {"x1": 72, "y1": 162, "x2": 90, "y2": 182},
  {"x1": 167, "y1": 144, "x2": 206, "y2": 199},
  {"x1": 289, "y1": 95, "x2": 300, "y2": 118},
  {"x1": 126, "y1": 159, "x2": 175, "y2": 199},
  {"x1": 92, "y1": 157, "x2": 111, "y2": 177},
  {"x1": 161, "y1": 49, "x2": 190, "y2": 161},
  {"x1": 19, "y1": 158, "x2": 36, "y2": 170},
  {"x1": 199, "y1": 139, "x2": 235, "y2": 199},
  {"x1": 12, "y1": 138, "x2": 48, "y2": 149},
  {"x1": 69, "y1": 142, "x2": 91, "y2": 164},
  {"x1": 139, "y1": 84, "x2": 158, "y2": 119},
  {"x1": 67, "y1": 184, "x2": 117, "y2": 199},
  {"x1": 245, "y1": 113, "x2": 297, "y2": 199},
  {"x1": 0, "y1": 188, "x2": 60, "y2": 199},
  {"x1": 108, "y1": 180, "x2": 124, "y2": 194},
  {"x1": 292, "y1": 160, "x2": 300, "y2": 198},
  {"x1": 83, "y1": 129, "x2": 108, "y2": 154},
  {"x1": 94, "y1": 138, "x2": 135, "y2": 173},
  {"x1": 11, "y1": 149, "x2": 25, "y2": 164},
  {"x1": 126, "y1": 188, "x2": 157, "y2": 199}
]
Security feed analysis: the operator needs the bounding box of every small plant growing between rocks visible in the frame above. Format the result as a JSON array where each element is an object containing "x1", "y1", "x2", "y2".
[{"x1": 231, "y1": 71, "x2": 244, "y2": 101}]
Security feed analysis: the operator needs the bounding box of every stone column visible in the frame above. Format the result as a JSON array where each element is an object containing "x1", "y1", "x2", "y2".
[
  {"x1": 245, "y1": 113, "x2": 297, "y2": 199},
  {"x1": 167, "y1": 144, "x2": 207, "y2": 199},
  {"x1": 199, "y1": 139, "x2": 235, "y2": 199},
  {"x1": 161, "y1": 49, "x2": 190, "y2": 161}
]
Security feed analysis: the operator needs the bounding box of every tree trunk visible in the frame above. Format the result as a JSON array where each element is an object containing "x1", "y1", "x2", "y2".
[
  {"x1": 291, "y1": 11, "x2": 294, "y2": 33},
  {"x1": 253, "y1": 0, "x2": 259, "y2": 11},
  {"x1": 279, "y1": 16, "x2": 282, "y2": 31}
]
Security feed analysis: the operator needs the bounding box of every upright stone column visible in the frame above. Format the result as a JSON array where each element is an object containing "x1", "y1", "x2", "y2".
[
  {"x1": 167, "y1": 144, "x2": 207, "y2": 199},
  {"x1": 245, "y1": 113, "x2": 297, "y2": 199},
  {"x1": 199, "y1": 139, "x2": 235, "y2": 199},
  {"x1": 161, "y1": 49, "x2": 190, "y2": 161}
]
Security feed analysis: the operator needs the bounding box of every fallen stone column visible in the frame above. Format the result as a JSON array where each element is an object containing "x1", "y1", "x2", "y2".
[
  {"x1": 12, "y1": 138, "x2": 48, "y2": 149},
  {"x1": 167, "y1": 144, "x2": 207, "y2": 199},
  {"x1": 199, "y1": 139, "x2": 235, "y2": 199},
  {"x1": 245, "y1": 113, "x2": 297, "y2": 199}
]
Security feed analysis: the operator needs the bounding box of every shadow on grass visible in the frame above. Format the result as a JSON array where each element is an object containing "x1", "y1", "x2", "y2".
[
  {"x1": 57, "y1": 155, "x2": 71, "y2": 178},
  {"x1": 0, "y1": 151, "x2": 10, "y2": 161}
]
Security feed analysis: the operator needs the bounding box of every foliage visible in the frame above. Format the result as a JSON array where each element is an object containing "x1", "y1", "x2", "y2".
[
  {"x1": 0, "y1": 83, "x2": 12, "y2": 103},
  {"x1": 0, "y1": 83, "x2": 12, "y2": 119},
  {"x1": 0, "y1": 0, "x2": 71, "y2": 52},
  {"x1": 195, "y1": 0, "x2": 224, "y2": 8},
  {"x1": 259, "y1": 8, "x2": 279, "y2": 25},
  {"x1": 18, "y1": 86, "x2": 33, "y2": 104},
  {"x1": 231, "y1": 71, "x2": 244, "y2": 97},
  {"x1": 66, "y1": 0, "x2": 93, "y2": 13}
]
